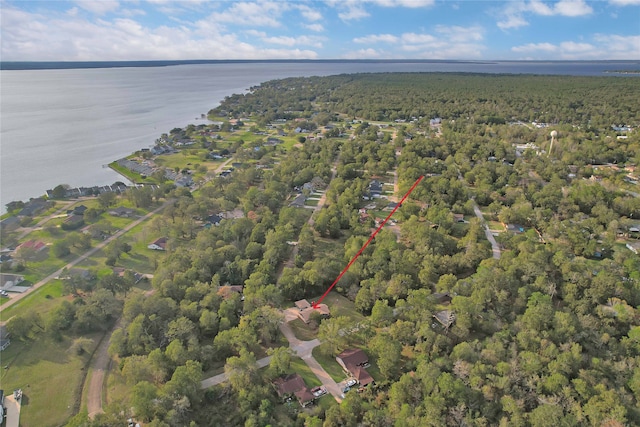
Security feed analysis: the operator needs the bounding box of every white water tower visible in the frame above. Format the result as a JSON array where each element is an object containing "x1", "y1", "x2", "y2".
[{"x1": 549, "y1": 130, "x2": 558, "y2": 156}]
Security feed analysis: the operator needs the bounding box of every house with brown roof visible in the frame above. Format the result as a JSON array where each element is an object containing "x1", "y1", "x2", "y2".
[
  {"x1": 17, "y1": 240, "x2": 47, "y2": 252},
  {"x1": 294, "y1": 299, "x2": 330, "y2": 324},
  {"x1": 273, "y1": 373, "x2": 314, "y2": 407},
  {"x1": 148, "y1": 237, "x2": 167, "y2": 251},
  {"x1": 336, "y1": 349, "x2": 374, "y2": 387}
]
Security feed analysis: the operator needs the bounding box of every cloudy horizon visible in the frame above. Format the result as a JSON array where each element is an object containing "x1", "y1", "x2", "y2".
[{"x1": 1, "y1": 0, "x2": 639, "y2": 61}]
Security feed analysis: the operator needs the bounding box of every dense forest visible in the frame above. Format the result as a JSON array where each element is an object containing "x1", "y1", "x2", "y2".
[{"x1": 30, "y1": 72, "x2": 638, "y2": 426}]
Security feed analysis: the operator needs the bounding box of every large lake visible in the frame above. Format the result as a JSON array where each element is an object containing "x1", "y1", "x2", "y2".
[{"x1": 2, "y1": 60, "x2": 639, "y2": 213}]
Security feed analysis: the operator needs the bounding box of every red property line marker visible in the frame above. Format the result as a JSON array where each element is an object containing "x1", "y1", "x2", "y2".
[{"x1": 312, "y1": 175, "x2": 425, "y2": 309}]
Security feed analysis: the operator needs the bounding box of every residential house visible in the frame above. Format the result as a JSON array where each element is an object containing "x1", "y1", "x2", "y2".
[
  {"x1": 0, "y1": 325, "x2": 10, "y2": 351},
  {"x1": 433, "y1": 310, "x2": 456, "y2": 330},
  {"x1": 273, "y1": 373, "x2": 314, "y2": 407},
  {"x1": 431, "y1": 292, "x2": 453, "y2": 305},
  {"x1": 63, "y1": 213, "x2": 84, "y2": 228},
  {"x1": 384, "y1": 202, "x2": 399, "y2": 211},
  {"x1": 109, "y1": 206, "x2": 136, "y2": 217},
  {"x1": 175, "y1": 176, "x2": 193, "y2": 187},
  {"x1": 289, "y1": 194, "x2": 307, "y2": 208},
  {"x1": 453, "y1": 214, "x2": 465, "y2": 223},
  {"x1": 17, "y1": 240, "x2": 47, "y2": 252},
  {"x1": 626, "y1": 241, "x2": 640, "y2": 254},
  {"x1": 0, "y1": 216, "x2": 20, "y2": 231},
  {"x1": 67, "y1": 205, "x2": 88, "y2": 216},
  {"x1": 294, "y1": 299, "x2": 330, "y2": 324},
  {"x1": 17, "y1": 198, "x2": 49, "y2": 217},
  {"x1": 506, "y1": 224, "x2": 525, "y2": 234},
  {"x1": 0, "y1": 254, "x2": 14, "y2": 267},
  {"x1": 336, "y1": 349, "x2": 374, "y2": 387},
  {"x1": 206, "y1": 214, "x2": 223, "y2": 227},
  {"x1": 0, "y1": 273, "x2": 24, "y2": 290},
  {"x1": 368, "y1": 180, "x2": 383, "y2": 199},
  {"x1": 148, "y1": 237, "x2": 167, "y2": 251},
  {"x1": 112, "y1": 267, "x2": 144, "y2": 283}
]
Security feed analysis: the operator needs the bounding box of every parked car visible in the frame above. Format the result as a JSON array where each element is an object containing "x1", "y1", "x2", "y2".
[
  {"x1": 342, "y1": 386, "x2": 351, "y2": 393},
  {"x1": 311, "y1": 386, "x2": 327, "y2": 397},
  {"x1": 346, "y1": 378, "x2": 357, "y2": 387},
  {"x1": 0, "y1": 290, "x2": 8, "y2": 297}
]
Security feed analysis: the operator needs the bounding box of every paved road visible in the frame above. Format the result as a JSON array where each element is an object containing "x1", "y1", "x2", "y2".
[
  {"x1": 200, "y1": 309, "x2": 343, "y2": 403},
  {"x1": 4, "y1": 394, "x2": 21, "y2": 427},
  {"x1": 200, "y1": 356, "x2": 272, "y2": 389},
  {"x1": 0, "y1": 201, "x2": 170, "y2": 316},
  {"x1": 457, "y1": 170, "x2": 501, "y2": 260},
  {"x1": 472, "y1": 203, "x2": 501, "y2": 259}
]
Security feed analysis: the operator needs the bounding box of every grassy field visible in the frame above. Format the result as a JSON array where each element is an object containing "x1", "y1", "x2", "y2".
[
  {"x1": 1, "y1": 281, "x2": 65, "y2": 320},
  {"x1": 312, "y1": 344, "x2": 349, "y2": 383},
  {"x1": 0, "y1": 332, "x2": 102, "y2": 427},
  {"x1": 290, "y1": 356, "x2": 323, "y2": 388},
  {"x1": 320, "y1": 293, "x2": 366, "y2": 323},
  {"x1": 288, "y1": 318, "x2": 318, "y2": 341}
]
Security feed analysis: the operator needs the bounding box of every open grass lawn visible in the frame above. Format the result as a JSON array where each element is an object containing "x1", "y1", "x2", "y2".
[
  {"x1": 305, "y1": 199, "x2": 319, "y2": 207},
  {"x1": 312, "y1": 344, "x2": 349, "y2": 383},
  {"x1": 1, "y1": 281, "x2": 65, "y2": 320},
  {"x1": 288, "y1": 318, "x2": 319, "y2": 341},
  {"x1": 314, "y1": 235, "x2": 347, "y2": 262},
  {"x1": 0, "y1": 332, "x2": 102, "y2": 427},
  {"x1": 281, "y1": 137, "x2": 300, "y2": 151},
  {"x1": 103, "y1": 361, "x2": 131, "y2": 409},
  {"x1": 487, "y1": 220, "x2": 504, "y2": 231},
  {"x1": 321, "y1": 293, "x2": 365, "y2": 324},
  {"x1": 290, "y1": 356, "x2": 323, "y2": 388}
]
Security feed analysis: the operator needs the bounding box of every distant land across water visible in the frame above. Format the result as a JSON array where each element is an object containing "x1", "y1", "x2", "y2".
[{"x1": 2, "y1": 59, "x2": 640, "y2": 73}]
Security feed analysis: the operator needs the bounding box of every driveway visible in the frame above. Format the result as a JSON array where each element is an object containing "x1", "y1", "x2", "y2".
[
  {"x1": 4, "y1": 393, "x2": 21, "y2": 427},
  {"x1": 472, "y1": 203, "x2": 501, "y2": 259}
]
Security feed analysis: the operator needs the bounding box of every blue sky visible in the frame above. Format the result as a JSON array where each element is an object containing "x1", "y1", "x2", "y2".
[{"x1": 1, "y1": 0, "x2": 639, "y2": 61}]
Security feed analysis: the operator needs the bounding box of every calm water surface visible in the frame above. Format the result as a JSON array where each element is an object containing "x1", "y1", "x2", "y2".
[{"x1": 2, "y1": 61, "x2": 639, "y2": 212}]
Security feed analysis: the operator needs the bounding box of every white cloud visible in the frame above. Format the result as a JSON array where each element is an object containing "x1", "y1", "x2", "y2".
[
  {"x1": 593, "y1": 34, "x2": 640, "y2": 57},
  {"x1": 497, "y1": 0, "x2": 594, "y2": 31},
  {"x1": 401, "y1": 32, "x2": 437, "y2": 44},
  {"x1": 435, "y1": 25, "x2": 483, "y2": 42},
  {"x1": 527, "y1": 0, "x2": 554, "y2": 16},
  {"x1": 120, "y1": 8, "x2": 147, "y2": 18},
  {"x1": 512, "y1": 42, "x2": 558, "y2": 52},
  {"x1": 0, "y1": 5, "x2": 319, "y2": 61},
  {"x1": 338, "y1": 4, "x2": 370, "y2": 21},
  {"x1": 304, "y1": 23, "x2": 325, "y2": 32},
  {"x1": 559, "y1": 41, "x2": 594, "y2": 52},
  {"x1": 75, "y1": 0, "x2": 120, "y2": 15},
  {"x1": 553, "y1": 0, "x2": 593, "y2": 17},
  {"x1": 341, "y1": 48, "x2": 386, "y2": 59},
  {"x1": 263, "y1": 35, "x2": 326, "y2": 48},
  {"x1": 497, "y1": 14, "x2": 530, "y2": 30},
  {"x1": 371, "y1": 0, "x2": 435, "y2": 7},
  {"x1": 512, "y1": 35, "x2": 640, "y2": 59},
  {"x1": 210, "y1": 2, "x2": 287, "y2": 27},
  {"x1": 609, "y1": 0, "x2": 640, "y2": 4},
  {"x1": 296, "y1": 4, "x2": 323, "y2": 21},
  {"x1": 245, "y1": 29, "x2": 267, "y2": 38},
  {"x1": 353, "y1": 34, "x2": 399, "y2": 44}
]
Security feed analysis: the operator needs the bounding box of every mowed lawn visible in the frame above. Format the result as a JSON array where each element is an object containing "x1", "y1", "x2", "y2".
[{"x1": 1, "y1": 333, "x2": 102, "y2": 427}]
